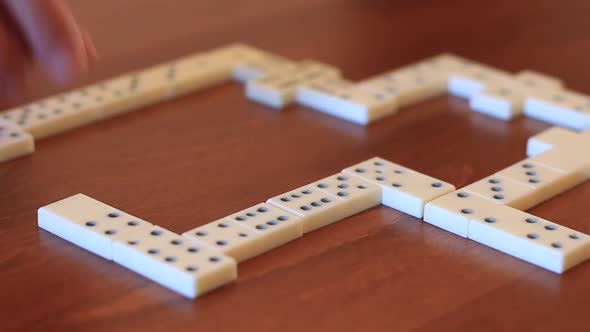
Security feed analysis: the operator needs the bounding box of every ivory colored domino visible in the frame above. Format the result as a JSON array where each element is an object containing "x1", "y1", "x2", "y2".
[
  {"x1": 310, "y1": 172, "x2": 382, "y2": 213},
  {"x1": 360, "y1": 67, "x2": 448, "y2": 108},
  {"x1": 1, "y1": 92, "x2": 100, "y2": 139},
  {"x1": 497, "y1": 159, "x2": 586, "y2": 205},
  {"x1": 343, "y1": 157, "x2": 455, "y2": 218},
  {"x1": 528, "y1": 148, "x2": 590, "y2": 179},
  {"x1": 129, "y1": 64, "x2": 176, "y2": 102},
  {"x1": 113, "y1": 225, "x2": 237, "y2": 299},
  {"x1": 0, "y1": 120, "x2": 34, "y2": 162},
  {"x1": 208, "y1": 43, "x2": 264, "y2": 65},
  {"x1": 423, "y1": 190, "x2": 498, "y2": 238},
  {"x1": 246, "y1": 60, "x2": 341, "y2": 109},
  {"x1": 169, "y1": 53, "x2": 233, "y2": 97},
  {"x1": 468, "y1": 204, "x2": 590, "y2": 273},
  {"x1": 526, "y1": 127, "x2": 588, "y2": 157},
  {"x1": 207, "y1": 43, "x2": 294, "y2": 83},
  {"x1": 461, "y1": 175, "x2": 538, "y2": 211},
  {"x1": 296, "y1": 78, "x2": 398, "y2": 125},
  {"x1": 469, "y1": 79, "x2": 533, "y2": 120},
  {"x1": 183, "y1": 219, "x2": 269, "y2": 263},
  {"x1": 223, "y1": 202, "x2": 303, "y2": 251},
  {"x1": 468, "y1": 70, "x2": 564, "y2": 121},
  {"x1": 514, "y1": 70, "x2": 563, "y2": 91},
  {"x1": 88, "y1": 69, "x2": 173, "y2": 119},
  {"x1": 448, "y1": 62, "x2": 511, "y2": 99},
  {"x1": 412, "y1": 53, "x2": 469, "y2": 75},
  {"x1": 184, "y1": 203, "x2": 302, "y2": 262},
  {"x1": 360, "y1": 53, "x2": 467, "y2": 90},
  {"x1": 524, "y1": 90, "x2": 590, "y2": 131},
  {"x1": 38, "y1": 193, "x2": 153, "y2": 260},
  {"x1": 267, "y1": 185, "x2": 363, "y2": 234},
  {"x1": 84, "y1": 77, "x2": 135, "y2": 119},
  {"x1": 232, "y1": 53, "x2": 295, "y2": 83}
]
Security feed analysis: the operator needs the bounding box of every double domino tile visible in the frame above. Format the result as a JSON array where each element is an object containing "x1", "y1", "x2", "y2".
[
  {"x1": 3, "y1": 43, "x2": 590, "y2": 163},
  {"x1": 38, "y1": 128, "x2": 590, "y2": 298}
]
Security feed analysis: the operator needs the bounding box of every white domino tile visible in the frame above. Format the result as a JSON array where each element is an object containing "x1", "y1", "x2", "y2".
[
  {"x1": 514, "y1": 70, "x2": 563, "y2": 91},
  {"x1": 207, "y1": 43, "x2": 295, "y2": 83},
  {"x1": 267, "y1": 184, "x2": 367, "y2": 234},
  {"x1": 169, "y1": 53, "x2": 233, "y2": 97},
  {"x1": 526, "y1": 127, "x2": 590, "y2": 157},
  {"x1": 0, "y1": 119, "x2": 34, "y2": 162},
  {"x1": 129, "y1": 64, "x2": 175, "y2": 102},
  {"x1": 84, "y1": 71, "x2": 169, "y2": 119},
  {"x1": 423, "y1": 190, "x2": 498, "y2": 238},
  {"x1": 461, "y1": 175, "x2": 538, "y2": 210},
  {"x1": 343, "y1": 157, "x2": 455, "y2": 218},
  {"x1": 1, "y1": 92, "x2": 100, "y2": 139},
  {"x1": 224, "y1": 202, "x2": 303, "y2": 251},
  {"x1": 310, "y1": 172, "x2": 382, "y2": 213},
  {"x1": 183, "y1": 203, "x2": 303, "y2": 262},
  {"x1": 246, "y1": 60, "x2": 341, "y2": 109},
  {"x1": 296, "y1": 78, "x2": 398, "y2": 125},
  {"x1": 468, "y1": 204, "x2": 590, "y2": 273},
  {"x1": 182, "y1": 220, "x2": 264, "y2": 262},
  {"x1": 469, "y1": 79, "x2": 531, "y2": 120},
  {"x1": 497, "y1": 159, "x2": 586, "y2": 204},
  {"x1": 38, "y1": 193, "x2": 153, "y2": 260},
  {"x1": 528, "y1": 148, "x2": 590, "y2": 180},
  {"x1": 113, "y1": 225, "x2": 237, "y2": 298},
  {"x1": 413, "y1": 53, "x2": 469, "y2": 75},
  {"x1": 208, "y1": 43, "x2": 265, "y2": 66},
  {"x1": 231, "y1": 51, "x2": 295, "y2": 83},
  {"x1": 448, "y1": 62, "x2": 511, "y2": 99},
  {"x1": 524, "y1": 90, "x2": 590, "y2": 131},
  {"x1": 360, "y1": 67, "x2": 448, "y2": 108}
]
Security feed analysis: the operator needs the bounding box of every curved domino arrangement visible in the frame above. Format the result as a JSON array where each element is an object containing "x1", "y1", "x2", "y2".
[
  {"x1": 38, "y1": 126, "x2": 590, "y2": 298},
  {"x1": 2, "y1": 43, "x2": 590, "y2": 162}
]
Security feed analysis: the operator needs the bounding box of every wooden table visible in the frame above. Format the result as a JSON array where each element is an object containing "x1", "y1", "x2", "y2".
[{"x1": 2, "y1": 1, "x2": 589, "y2": 331}]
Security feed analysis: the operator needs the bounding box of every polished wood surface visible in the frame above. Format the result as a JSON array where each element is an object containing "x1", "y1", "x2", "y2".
[{"x1": 2, "y1": 1, "x2": 590, "y2": 331}]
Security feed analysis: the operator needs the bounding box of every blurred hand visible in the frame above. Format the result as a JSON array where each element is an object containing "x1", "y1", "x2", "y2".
[{"x1": 1, "y1": 0, "x2": 96, "y2": 96}]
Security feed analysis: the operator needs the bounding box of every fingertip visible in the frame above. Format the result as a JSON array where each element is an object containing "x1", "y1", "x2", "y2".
[
  {"x1": 82, "y1": 30, "x2": 98, "y2": 62},
  {"x1": 41, "y1": 47, "x2": 76, "y2": 84},
  {"x1": 40, "y1": 34, "x2": 93, "y2": 85},
  {"x1": 42, "y1": 31, "x2": 97, "y2": 85}
]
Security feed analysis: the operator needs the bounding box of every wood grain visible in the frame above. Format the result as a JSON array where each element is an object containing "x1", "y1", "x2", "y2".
[{"x1": 1, "y1": 0, "x2": 589, "y2": 331}]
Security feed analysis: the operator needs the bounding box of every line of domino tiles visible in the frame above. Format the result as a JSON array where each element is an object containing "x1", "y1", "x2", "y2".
[
  {"x1": 2, "y1": 43, "x2": 590, "y2": 163},
  {"x1": 38, "y1": 126, "x2": 590, "y2": 299}
]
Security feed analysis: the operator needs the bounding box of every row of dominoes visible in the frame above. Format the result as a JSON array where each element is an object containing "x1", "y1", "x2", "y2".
[
  {"x1": 0, "y1": 43, "x2": 298, "y2": 162},
  {"x1": 2, "y1": 44, "x2": 590, "y2": 163},
  {"x1": 37, "y1": 127, "x2": 589, "y2": 298},
  {"x1": 425, "y1": 126, "x2": 590, "y2": 273},
  {"x1": 248, "y1": 53, "x2": 590, "y2": 130},
  {"x1": 37, "y1": 156, "x2": 458, "y2": 298}
]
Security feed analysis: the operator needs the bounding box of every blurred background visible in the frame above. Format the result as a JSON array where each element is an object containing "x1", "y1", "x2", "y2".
[{"x1": 10, "y1": 0, "x2": 590, "y2": 107}]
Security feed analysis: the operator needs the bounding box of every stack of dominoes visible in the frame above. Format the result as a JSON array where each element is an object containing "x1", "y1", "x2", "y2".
[
  {"x1": 38, "y1": 127, "x2": 590, "y2": 299},
  {"x1": 2, "y1": 43, "x2": 589, "y2": 164}
]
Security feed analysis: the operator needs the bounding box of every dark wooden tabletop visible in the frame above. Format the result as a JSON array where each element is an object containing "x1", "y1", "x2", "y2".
[{"x1": 2, "y1": 0, "x2": 590, "y2": 331}]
